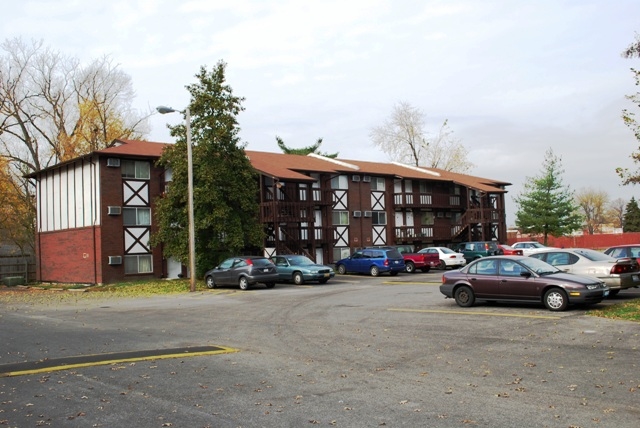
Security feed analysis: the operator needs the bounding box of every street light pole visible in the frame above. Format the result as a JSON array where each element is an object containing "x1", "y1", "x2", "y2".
[{"x1": 157, "y1": 105, "x2": 197, "y2": 292}]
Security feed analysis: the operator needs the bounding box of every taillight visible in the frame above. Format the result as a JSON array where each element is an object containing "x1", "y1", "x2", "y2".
[
  {"x1": 449, "y1": 255, "x2": 456, "y2": 259},
  {"x1": 384, "y1": 259, "x2": 389, "y2": 266}
]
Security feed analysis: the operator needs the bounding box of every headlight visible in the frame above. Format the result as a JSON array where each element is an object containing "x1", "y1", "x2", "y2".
[{"x1": 585, "y1": 283, "x2": 602, "y2": 290}]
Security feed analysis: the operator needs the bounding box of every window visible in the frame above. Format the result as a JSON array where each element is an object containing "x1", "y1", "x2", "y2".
[
  {"x1": 123, "y1": 208, "x2": 151, "y2": 226},
  {"x1": 333, "y1": 247, "x2": 351, "y2": 261},
  {"x1": 371, "y1": 211, "x2": 387, "y2": 225},
  {"x1": 332, "y1": 211, "x2": 349, "y2": 225},
  {"x1": 371, "y1": 177, "x2": 385, "y2": 191},
  {"x1": 499, "y1": 260, "x2": 522, "y2": 276},
  {"x1": 125, "y1": 255, "x2": 153, "y2": 274},
  {"x1": 121, "y1": 160, "x2": 150, "y2": 179},
  {"x1": 422, "y1": 211, "x2": 434, "y2": 225},
  {"x1": 419, "y1": 182, "x2": 432, "y2": 193},
  {"x1": 331, "y1": 175, "x2": 348, "y2": 189},
  {"x1": 469, "y1": 259, "x2": 497, "y2": 275}
]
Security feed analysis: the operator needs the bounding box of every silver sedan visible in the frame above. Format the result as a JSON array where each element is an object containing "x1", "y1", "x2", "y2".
[{"x1": 528, "y1": 248, "x2": 640, "y2": 295}]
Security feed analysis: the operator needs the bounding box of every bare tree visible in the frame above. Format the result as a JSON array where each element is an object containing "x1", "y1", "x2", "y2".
[
  {"x1": 606, "y1": 197, "x2": 626, "y2": 228},
  {"x1": 370, "y1": 101, "x2": 473, "y2": 173},
  {"x1": 575, "y1": 187, "x2": 609, "y2": 234},
  {"x1": 0, "y1": 37, "x2": 150, "y2": 176},
  {"x1": 0, "y1": 37, "x2": 150, "y2": 254}
]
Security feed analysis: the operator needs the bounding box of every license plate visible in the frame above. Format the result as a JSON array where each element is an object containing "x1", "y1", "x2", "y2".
[
  {"x1": 324, "y1": 273, "x2": 330, "y2": 277},
  {"x1": 633, "y1": 275, "x2": 639, "y2": 282},
  {"x1": 604, "y1": 290, "x2": 609, "y2": 297},
  {"x1": 264, "y1": 268, "x2": 270, "y2": 272},
  {"x1": 394, "y1": 261, "x2": 399, "y2": 264}
]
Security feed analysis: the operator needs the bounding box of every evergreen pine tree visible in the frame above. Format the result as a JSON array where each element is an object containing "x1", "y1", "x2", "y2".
[
  {"x1": 152, "y1": 62, "x2": 264, "y2": 276},
  {"x1": 514, "y1": 148, "x2": 583, "y2": 245},
  {"x1": 623, "y1": 196, "x2": 640, "y2": 232}
]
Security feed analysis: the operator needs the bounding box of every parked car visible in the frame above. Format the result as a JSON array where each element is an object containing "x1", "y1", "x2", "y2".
[
  {"x1": 511, "y1": 241, "x2": 556, "y2": 256},
  {"x1": 453, "y1": 241, "x2": 502, "y2": 263},
  {"x1": 498, "y1": 244, "x2": 523, "y2": 256},
  {"x1": 204, "y1": 256, "x2": 279, "y2": 290},
  {"x1": 528, "y1": 248, "x2": 640, "y2": 295},
  {"x1": 603, "y1": 244, "x2": 640, "y2": 261},
  {"x1": 439, "y1": 255, "x2": 609, "y2": 311},
  {"x1": 368, "y1": 246, "x2": 439, "y2": 273},
  {"x1": 271, "y1": 254, "x2": 335, "y2": 285},
  {"x1": 418, "y1": 247, "x2": 466, "y2": 270},
  {"x1": 335, "y1": 248, "x2": 405, "y2": 277}
]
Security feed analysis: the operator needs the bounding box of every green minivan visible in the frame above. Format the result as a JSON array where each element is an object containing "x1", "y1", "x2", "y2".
[{"x1": 454, "y1": 241, "x2": 502, "y2": 263}]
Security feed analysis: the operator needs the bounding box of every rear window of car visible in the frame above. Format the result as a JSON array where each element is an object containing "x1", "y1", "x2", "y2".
[
  {"x1": 251, "y1": 258, "x2": 273, "y2": 267},
  {"x1": 386, "y1": 250, "x2": 402, "y2": 259},
  {"x1": 574, "y1": 249, "x2": 615, "y2": 262}
]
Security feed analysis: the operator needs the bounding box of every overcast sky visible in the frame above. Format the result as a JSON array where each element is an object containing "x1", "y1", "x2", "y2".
[{"x1": 3, "y1": 0, "x2": 639, "y2": 226}]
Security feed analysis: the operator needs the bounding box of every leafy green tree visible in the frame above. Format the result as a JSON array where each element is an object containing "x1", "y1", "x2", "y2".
[
  {"x1": 623, "y1": 196, "x2": 640, "y2": 232},
  {"x1": 275, "y1": 136, "x2": 338, "y2": 158},
  {"x1": 618, "y1": 34, "x2": 640, "y2": 184},
  {"x1": 514, "y1": 148, "x2": 583, "y2": 245},
  {"x1": 152, "y1": 62, "x2": 264, "y2": 277}
]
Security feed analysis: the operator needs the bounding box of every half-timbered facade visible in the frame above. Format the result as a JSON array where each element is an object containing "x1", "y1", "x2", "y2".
[{"x1": 29, "y1": 140, "x2": 510, "y2": 284}]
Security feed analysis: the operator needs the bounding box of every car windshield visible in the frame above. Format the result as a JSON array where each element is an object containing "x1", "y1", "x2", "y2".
[
  {"x1": 287, "y1": 255, "x2": 315, "y2": 265},
  {"x1": 573, "y1": 248, "x2": 616, "y2": 262},
  {"x1": 519, "y1": 257, "x2": 561, "y2": 275}
]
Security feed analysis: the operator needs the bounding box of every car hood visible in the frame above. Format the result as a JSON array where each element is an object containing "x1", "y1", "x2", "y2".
[{"x1": 542, "y1": 271, "x2": 601, "y2": 285}]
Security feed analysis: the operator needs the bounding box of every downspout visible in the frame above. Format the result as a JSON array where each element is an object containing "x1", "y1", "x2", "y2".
[{"x1": 89, "y1": 156, "x2": 98, "y2": 284}]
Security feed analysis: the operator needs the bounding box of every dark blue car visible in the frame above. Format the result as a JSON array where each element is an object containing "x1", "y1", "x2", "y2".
[{"x1": 335, "y1": 248, "x2": 405, "y2": 277}]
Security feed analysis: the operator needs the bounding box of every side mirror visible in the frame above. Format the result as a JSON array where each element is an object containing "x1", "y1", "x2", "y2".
[{"x1": 519, "y1": 271, "x2": 532, "y2": 278}]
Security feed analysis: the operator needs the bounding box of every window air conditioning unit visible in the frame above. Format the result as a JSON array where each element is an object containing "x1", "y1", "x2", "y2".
[
  {"x1": 362, "y1": 175, "x2": 371, "y2": 182},
  {"x1": 364, "y1": 211, "x2": 373, "y2": 218},
  {"x1": 353, "y1": 210, "x2": 362, "y2": 218},
  {"x1": 107, "y1": 158, "x2": 121, "y2": 167},
  {"x1": 351, "y1": 175, "x2": 361, "y2": 182},
  {"x1": 108, "y1": 256, "x2": 122, "y2": 265},
  {"x1": 107, "y1": 206, "x2": 121, "y2": 215}
]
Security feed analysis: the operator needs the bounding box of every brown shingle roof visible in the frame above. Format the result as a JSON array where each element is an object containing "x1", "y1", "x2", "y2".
[{"x1": 29, "y1": 140, "x2": 510, "y2": 193}]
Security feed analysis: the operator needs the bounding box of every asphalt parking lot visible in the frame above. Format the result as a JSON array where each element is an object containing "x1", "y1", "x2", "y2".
[{"x1": 1, "y1": 272, "x2": 639, "y2": 427}]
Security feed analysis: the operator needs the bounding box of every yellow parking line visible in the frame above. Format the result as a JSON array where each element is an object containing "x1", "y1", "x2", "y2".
[
  {"x1": 0, "y1": 346, "x2": 239, "y2": 378},
  {"x1": 383, "y1": 281, "x2": 441, "y2": 285},
  {"x1": 388, "y1": 308, "x2": 561, "y2": 319}
]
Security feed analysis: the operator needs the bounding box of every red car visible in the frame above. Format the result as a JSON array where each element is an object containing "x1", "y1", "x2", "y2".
[{"x1": 498, "y1": 244, "x2": 523, "y2": 256}]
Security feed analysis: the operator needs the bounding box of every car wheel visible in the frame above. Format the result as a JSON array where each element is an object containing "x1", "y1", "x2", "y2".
[
  {"x1": 370, "y1": 266, "x2": 380, "y2": 277},
  {"x1": 438, "y1": 260, "x2": 447, "y2": 270},
  {"x1": 265, "y1": 282, "x2": 276, "y2": 289},
  {"x1": 205, "y1": 276, "x2": 217, "y2": 289},
  {"x1": 544, "y1": 288, "x2": 568, "y2": 311},
  {"x1": 239, "y1": 277, "x2": 249, "y2": 290},
  {"x1": 405, "y1": 261, "x2": 415, "y2": 273},
  {"x1": 293, "y1": 272, "x2": 304, "y2": 285},
  {"x1": 454, "y1": 285, "x2": 475, "y2": 308},
  {"x1": 608, "y1": 289, "x2": 620, "y2": 297},
  {"x1": 337, "y1": 264, "x2": 347, "y2": 275}
]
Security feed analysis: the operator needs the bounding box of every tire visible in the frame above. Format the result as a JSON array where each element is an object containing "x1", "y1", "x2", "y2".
[
  {"x1": 337, "y1": 264, "x2": 347, "y2": 275},
  {"x1": 405, "y1": 261, "x2": 415, "y2": 273},
  {"x1": 544, "y1": 288, "x2": 568, "y2": 311},
  {"x1": 438, "y1": 260, "x2": 447, "y2": 270},
  {"x1": 370, "y1": 266, "x2": 380, "y2": 277},
  {"x1": 265, "y1": 282, "x2": 276, "y2": 289},
  {"x1": 293, "y1": 272, "x2": 304, "y2": 285},
  {"x1": 454, "y1": 285, "x2": 475, "y2": 308},
  {"x1": 205, "y1": 276, "x2": 217, "y2": 289},
  {"x1": 239, "y1": 277, "x2": 250, "y2": 290},
  {"x1": 389, "y1": 271, "x2": 398, "y2": 276},
  {"x1": 608, "y1": 289, "x2": 620, "y2": 297}
]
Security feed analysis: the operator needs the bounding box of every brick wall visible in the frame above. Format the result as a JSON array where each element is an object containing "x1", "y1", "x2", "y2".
[{"x1": 38, "y1": 227, "x2": 99, "y2": 283}]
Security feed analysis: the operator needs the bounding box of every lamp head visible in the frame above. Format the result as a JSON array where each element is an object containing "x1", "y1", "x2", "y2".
[{"x1": 156, "y1": 106, "x2": 178, "y2": 114}]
